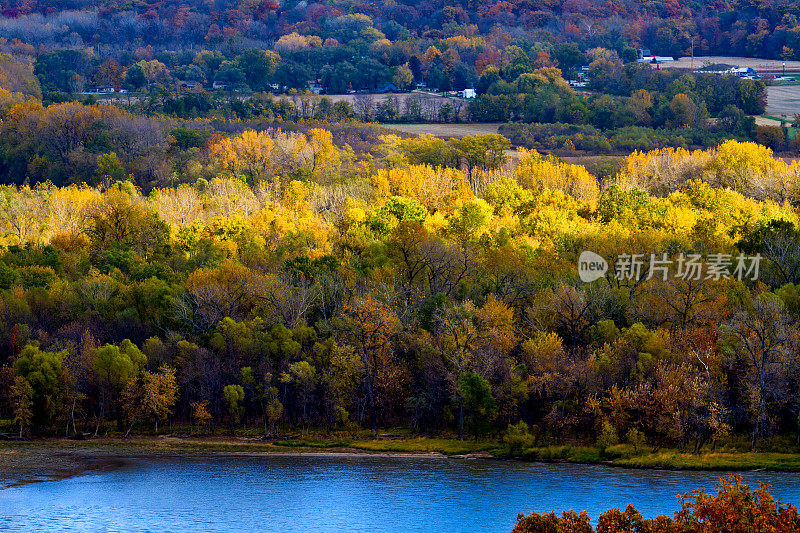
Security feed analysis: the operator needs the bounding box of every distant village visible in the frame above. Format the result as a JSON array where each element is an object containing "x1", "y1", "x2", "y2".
[{"x1": 84, "y1": 77, "x2": 479, "y2": 99}]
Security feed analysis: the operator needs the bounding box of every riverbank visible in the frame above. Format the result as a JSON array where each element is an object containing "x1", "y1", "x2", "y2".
[{"x1": 4, "y1": 436, "x2": 800, "y2": 488}]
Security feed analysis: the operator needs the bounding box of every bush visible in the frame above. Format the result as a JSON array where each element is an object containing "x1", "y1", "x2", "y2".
[
  {"x1": 504, "y1": 421, "x2": 536, "y2": 456},
  {"x1": 512, "y1": 475, "x2": 800, "y2": 532}
]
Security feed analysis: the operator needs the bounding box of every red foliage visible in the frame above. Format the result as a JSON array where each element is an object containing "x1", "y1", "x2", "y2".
[{"x1": 511, "y1": 475, "x2": 800, "y2": 533}]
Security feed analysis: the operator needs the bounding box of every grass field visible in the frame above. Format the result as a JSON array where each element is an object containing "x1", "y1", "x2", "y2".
[{"x1": 386, "y1": 123, "x2": 502, "y2": 138}]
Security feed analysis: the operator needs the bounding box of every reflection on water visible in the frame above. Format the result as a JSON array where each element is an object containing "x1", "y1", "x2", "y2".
[{"x1": 2, "y1": 455, "x2": 800, "y2": 532}]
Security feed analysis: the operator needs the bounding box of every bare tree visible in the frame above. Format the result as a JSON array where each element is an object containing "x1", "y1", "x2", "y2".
[
  {"x1": 724, "y1": 293, "x2": 791, "y2": 450},
  {"x1": 353, "y1": 94, "x2": 374, "y2": 121}
]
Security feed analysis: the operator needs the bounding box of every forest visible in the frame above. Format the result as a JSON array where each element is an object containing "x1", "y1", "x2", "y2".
[
  {"x1": 0, "y1": 0, "x2": 785, "y2": 164},
  {"x1": 1, "y1": 0, "x2": 800, "y2": 62},
  {"x1": 3, "y1": 65, "x2": 800, "y2": 454},
  {"x1": 0, "y1": 3, "x2": 800, "y2": 459}
]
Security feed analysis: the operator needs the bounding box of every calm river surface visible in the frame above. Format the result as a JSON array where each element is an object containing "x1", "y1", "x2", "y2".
[{"x1": 2, "y1": 454, "x2": 800, "y2": 532}]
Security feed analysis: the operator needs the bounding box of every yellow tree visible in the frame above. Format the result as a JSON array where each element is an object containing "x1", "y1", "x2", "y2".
[
  {"x1": 615, "y1": 147, "x2": 711, "y2": 195},
  {"x1": 210, "y1": 130, "x2": 275, "y2": 183},
  {"x1": 515, "y1": 149, "x2": 599, "y2": 205},
  {"x1": 183, "y1": 261, "x2": 256, "y2": 331},
  {"x1": 0, "y1": 185, "x2": 48, "y2": 245},
  {"x1": 711, "y1": 140, "x2": 777, "y2": 194},
  {"x1": 149, "y1": 184, "x2": 204, "y2": 227},
  {"x1": 307, "y1": 128, "x2": 341, "y2": 181},
  {"x1": 121, "y1": 366, "x2": 178, "y2": 435},
  {"x1": 191, "y1": 400, "x2": 213, "y2": 433}
]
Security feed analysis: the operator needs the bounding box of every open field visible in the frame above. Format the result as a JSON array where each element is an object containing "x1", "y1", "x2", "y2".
[
  {"x1": 667, "y1": 56, "x2": 800, "y2": 71},
  {"x1": 386, "y1": 123, "x2": 502, "y2": 138},
  {"x1": 755, "y1": 115, "x2": 783, "y2": 126},
  {"x1": 766, "y1": 85, "x2": 800, "y2": 118}
]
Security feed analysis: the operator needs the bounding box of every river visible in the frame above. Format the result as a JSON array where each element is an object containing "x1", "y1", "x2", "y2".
[{"x1": 2, "y1": 454, "x2": 800, "y2": 532}]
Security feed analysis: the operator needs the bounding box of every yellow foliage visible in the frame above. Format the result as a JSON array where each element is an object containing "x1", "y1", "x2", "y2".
[
  {"x1": 616, "y1": 147, "x2": 712, "y2": 195},
  {"x1": 514, "y1": 149, "x2": 599, "y2": 205},
  {"x1": 371, "y1": 165, "x2": 470, "y2": 210},
  {"x1": 711, "y1": 140, "x2": 778, "y2": 193},
  {"x1": 616, "y1": 141, "x2": 800, "y2": 204},
  {"x1": 522, "y1": 331, "x2": 565, "y2": 374},
  {"x1": 210, "y1": 128, "x2": 341, "y2": 185},
  {"x1": 210, "y1": 130, "x2": 275, "y2": 182}
]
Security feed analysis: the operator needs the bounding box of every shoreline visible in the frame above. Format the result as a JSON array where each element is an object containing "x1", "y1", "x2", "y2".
[{"x1": 4, "y1": 436, "x2": 800, "y2": 488}]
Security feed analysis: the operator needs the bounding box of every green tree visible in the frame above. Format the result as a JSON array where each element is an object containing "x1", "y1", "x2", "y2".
[
  {"x1": 458, "y1": 372, "x2": 497, "y2": 438},
  {"x1": 11, "y1": 376, "x2": 34, "y2": 437},
  {"x1": 236, "y1": 49, "x2": 280, "y2": 91},
  {"x1": 13, "y1": 344, "x2": 66, "y2": 428},
  {"x1": 95, "y1": 152, "x2": 125, "y2": 186},
  {"x1": 224, "y1": 384, "x2": 245, "y2": 429},
  {"x1": 92, "y1": 340, "x2": 147, "y2": 435}
]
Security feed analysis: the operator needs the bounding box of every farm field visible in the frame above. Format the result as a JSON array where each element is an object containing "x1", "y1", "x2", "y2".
[
  {"x1": 667, "y1": 56, "x2": 800, "y2": 71},
  {"x1": 766, "y1": 85, "x2": 800, "y2": 118},
  {"x1": 386, "y1": 123, "x2": 502, "y2": 138}
]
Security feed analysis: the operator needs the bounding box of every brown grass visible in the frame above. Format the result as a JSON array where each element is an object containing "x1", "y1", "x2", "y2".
[{"x1": 385, "y1": 123, "x2": 502, "y2": 139}]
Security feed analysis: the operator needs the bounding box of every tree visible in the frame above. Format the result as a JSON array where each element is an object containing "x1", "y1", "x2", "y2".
[
  {"x1": 13, "y1": 344, "x2": 65, "y2": 428},
  {"x1": 224, "y1": 384, "x2": 245, "y2": 429},
  {"x1": 392, "y1": 64, "x2": 414, "y2": 91},
  {"x1": 450, "y1": 134, "x2": 511, "y2": 185},
  {"x1": 343, "y1": 296, "x2": 399, "y2": 436},
  {"x1": 236, "y1": 49, "x2": 280, "y2": 91},
  {"x1": 264, "y1": 388, "x2": 284, "y2": 437},
  {"x1": 95, "y1": 153, "x2": 125, "y2": 186},
  {"x1": 0, "y1": 186, "x2": 48, "y2": 245},
  {"x1": 210, "y1": 130, "x2": 275, "y2": 183},
  {"x1": 183, "y1": 261, "x2": 256, "y2": 331},
  {"x1": 514, "y1": 149, "x2": 599, "y2": 204},
  {"x1": 84, "y1": 189, "x2": 170, "y2": 261},
  {"x1": 281, "y1": 360, "x2": 316, "y2": 432},
  {"x1": 92, "y1": 340, "x2": 147, "y2": 435},
  {"x1": 436, "y1": 301, "x2": 478, "y2": 439},
  {"x1": 122, "y1": 366, "x2": 178, "y2": 435},
  {"x1": 737, "y1": 220, "x2": 800, "y2": 288},
  {"x1": 11, "y1": 376, "x2": 33, "y2": 437},
  {"x1": 458, "y1": 372, "x2": 497, "y2": 438},
  {"x1": 670, "y1": 93, "x2": 698, "y2": 128},
  {"x1": 123, "y1": 64, "x2": 147, "y2": 91},
  {"x1": 191, "y1": 400, "x2": 213, "y2": 433},
  {"x1": 724, "y1": 294, "x2": 791, "y2": 450}
]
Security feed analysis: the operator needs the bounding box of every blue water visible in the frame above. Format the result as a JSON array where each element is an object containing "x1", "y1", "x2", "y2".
[{"x1": 2, "y1": 454, "x2": 800, "y2": 532}]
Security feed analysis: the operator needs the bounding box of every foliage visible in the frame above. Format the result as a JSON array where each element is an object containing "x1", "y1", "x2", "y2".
[{"x1": 512, "y1": 475, "x2": 800, "y2": 533}]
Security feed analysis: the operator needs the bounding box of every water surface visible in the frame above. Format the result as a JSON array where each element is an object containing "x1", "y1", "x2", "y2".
[{"x1": 2, "y1": 454, "x2": 800, "y2": 532}]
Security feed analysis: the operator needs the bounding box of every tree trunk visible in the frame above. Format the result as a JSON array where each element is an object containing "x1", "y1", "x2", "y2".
[
  {"x1": 752, "y1": 375, "x2": 767, "y2": 451},
  {"x1": 95, "y1": 398, "x2": 104, "y2": 437},
  {"x1": 71, "y1": 396, "x2": 77, "y2": 436},
  {"x1": 367, "y1": 379, "x2": 377, "y2": 438},
  {"x1": 458, "y1": 399, "x2": 464, "y2": 441}
]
